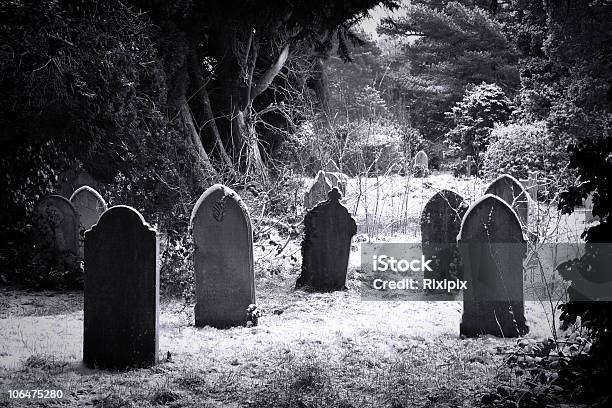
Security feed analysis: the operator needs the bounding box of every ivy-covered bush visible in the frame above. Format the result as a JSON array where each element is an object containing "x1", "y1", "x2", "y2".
[
  {"x1": 0, "y1": 1, "x2": 206, "y2": 289},
  {"x1": 445, "y1": 82, "x2": 513, "y2": 157},
  {"x1": 482, "y1": 121, "x2": 570, "y2": 194},
  {"x1": 341, "y1": 120, "x2": 417, "y2": 176}
]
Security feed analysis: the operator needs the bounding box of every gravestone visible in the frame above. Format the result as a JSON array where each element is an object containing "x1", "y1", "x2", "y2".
[
  {"x1": 324, "y1": 159, "x2": 341, "y2": 173},
  {"x1": 325, "y1": 172, "x2": 348, "y2": 196},
  {"x1": 583, "y1": 194, "x2": 596, "y2": 223},
  {"x1": 70, "y1": 186, "x2": 107, "y2": 257},
  {"x1": 413, "y1": 150, "x2": 429, "y2": 170},
  {"x1": 83, "y1": 206, "x2": 159, "y2": 370},
  {"x1": 304, "y1": 171, "x2": 333, "y2": 210},
  {"x1": 465, "y1": 155, "x2": 473, "y2": 177},
  {"x1": 485, "y1": 174, "x2": 529, "y2": 227},
  {"x1": 526, "y1": 171, "x2": 539, "y2": 202},
  {"x1": 57, "y1": 163, "x2": 101, "y2": 198},
  {"x1": 191, "y1": 184, "x2": 255, "y2": 328},
  {"x1": 34, "y1": 195, "x2": 79, "y2": 258},
  {"x1": 420, "y1": 190, "x2": 468, "y2": 285},
  {"x1": 297, "y1": 188, "x2": 357, "y2": 291},
  {"x1": 458, "y1": 194, "x2": 528, "y2": 337}
]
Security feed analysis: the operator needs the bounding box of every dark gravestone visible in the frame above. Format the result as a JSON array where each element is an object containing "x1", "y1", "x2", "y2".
[
  {"x1": 458, "y1": 195, "x2": 528, "y2": 337},
  {"x1": 297, "y1": 188, "x2": 357, "y2": 291},
  {"x1": 485, "y1": 174, "x2": 529, "y2": 227},
  {"x1": 420, "y1": 190, "x2": 468, "y2": 285},
  {"x1": 84, "y1": 206, "x2": 159, "y2": 370},
  {"x1": 304, "y1": 171, "x2": 333, "y2": 210},
  {"x1": 191, "y1": 184, "x2": 255, "y2": 328},
  {"x1": 70, "y1": 186, "x2": 107, "y2": 258},
  {"x1": 34, "y1": 195, "x2": 79, "y2": 258}
]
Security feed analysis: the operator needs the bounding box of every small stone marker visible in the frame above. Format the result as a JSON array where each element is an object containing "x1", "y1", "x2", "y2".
[
  {"x1": 421, "y1": 190, "x2": 468, "y2": 286},
  {"x1": 485, "y1": 174, "x2": 529, "y2": 226},
  {"x1": 304, "y1": 171, "x2": 333, "y2": 210},
  {"x1": 458, "y1": 194, "x2": 528, "y2": 337},
  {"x1": 34, "y1": 195, "x2": 79, "y2": 257},
  {"x1": 191, "y1": 184, "x2": 255, "y2": 328},
  {"x1": 583, "y1": 194, "x2": 596, "y2": 223},
  {"x1": 70, "y1": 186, "x2": 107, "y2": 257},
  {"x1": 526, "y1": 171, "x2": 539, "y2": 202},
  {"x1": 84, "y1": 206, "x2": 159, "y2": 370},
  {"x1": 413, "y1": 150, "x2": 429, "y2": 170},
  {"x1": 465, "y1": 155, "x2": 473, "y2": 177},
  {"x1": 297, "y1": 188, "x2": 357, "y2": 291}
]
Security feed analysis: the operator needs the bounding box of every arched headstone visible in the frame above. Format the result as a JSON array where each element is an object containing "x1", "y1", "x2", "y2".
[
  {"x1": 57, "y1": 163, "x2": 101, "y2": 198},
  {"x1": 70, "y1": 186, "x2": 107, "y2": 258},
  {"x1": 34, "y1": 195, "x2": 79, "y2": 257},
  {"x1": 485, "y1": 174, "x2": 529, "y2": 226},
  {"x1": 191, "y1": 184, "x2": 255, "y2": 328},
  {"x1": 84, "y1": 206, "x2": 159, "y2": 370},
  {"x1": 413, "y1": 150, "x2": 429, "y2": 170},
  {"x1": 304, "y1": 171, "x2": 333, "y2": 210},
  {"x1": 421, "y1": 190, "x2": 468, "y2": 286},
  {"x1": 458, "y1": 195, "x2": 528, "y2": 337},
  {"x1": 297, "y1": 188, "x2": 357, "y2": 291},
  {"x1": 324, "y1": 172, "x2": 348, "y2": 196}
]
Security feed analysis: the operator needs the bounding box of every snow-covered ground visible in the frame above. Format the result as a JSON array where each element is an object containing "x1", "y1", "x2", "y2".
[{"x1": 0, "y1": 172, "x2": 589, "y2": 406}]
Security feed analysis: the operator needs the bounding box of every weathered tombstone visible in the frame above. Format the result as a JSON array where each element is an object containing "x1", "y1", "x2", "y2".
[
  {"x1": 324, "y1": 172, "x2": 348, "y2": 196},
  {"x1": 485, "y1": 174, "x2": 529, "y2": 227},
  {"x1": 34, "y1": 195, "x2": 79, "y2": 258},
  {"x1": 583, "y1": 194, "x2": 596, "y2": 223},
  {"x1": 304, "y1": 171, "x2": 333, "y2": 210},
  {"x1": 70, "y1": 186, "x2": 107, "y2": 257},
  {"x1": 420, "y1": 190, "x2": 468, "y2": 286},
  {"x1": 83, "y1": 206, "x2": 159, "y2": 370},
  {"x1": 57, "y1": 162, "x2": 101, "y2": 198},
  {"x1": 323, "y1": 159, "x2": 341, "y2": 173},
  {"x1": 458, "y1": 194, "x2": 528, "y2": 337},
  {"x1": 191, "y1": 184, "x2": 255, "y2": 328},
  {"x1": 297, "y1": 188, "x2": 357, "y2": 291},
  {"x1": 70, "y1": 186, "x2": 107, "y2": 230},
  {"x1": 413, "y1": 150, "x2": 429, "y2": 170}
]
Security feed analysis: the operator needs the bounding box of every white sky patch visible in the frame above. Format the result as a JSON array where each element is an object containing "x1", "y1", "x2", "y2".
[{"x1": 359, "y1": 1, "x2": 409, "y2": 39}]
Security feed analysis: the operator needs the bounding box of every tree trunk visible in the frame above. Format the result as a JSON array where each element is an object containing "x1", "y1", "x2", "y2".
[
  {"x1": 187, "y1": 50, "x2": 237, "y2": 178},
  {"x1": 178, "y1": 94, "x2": 217, "y2": 178}
]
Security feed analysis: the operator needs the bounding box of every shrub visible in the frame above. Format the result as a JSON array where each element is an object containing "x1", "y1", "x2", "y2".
[
  {"x1": 482, "y1": 121, "x2": 570, "y2": 195},
  {"x1": 341, "y1": 120, "x2": 417, "y2": 176},
  {"x1": 445, "y1": 82, "x2": 513, "y2": 157}
]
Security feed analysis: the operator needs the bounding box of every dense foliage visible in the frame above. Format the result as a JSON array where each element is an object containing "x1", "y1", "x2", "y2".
[
  {"x1": 482, "y1": 121, "x2": 570, "y2": 193},
  {"x1": 446, "y1": 82, "x2": 513, "y2": 158},
  {"x1": 0, "y1": 1, "x2": 204, "y2": 287},
  {"x1": 378, "y1": 1, "x2": 519, "y2": 140}
]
